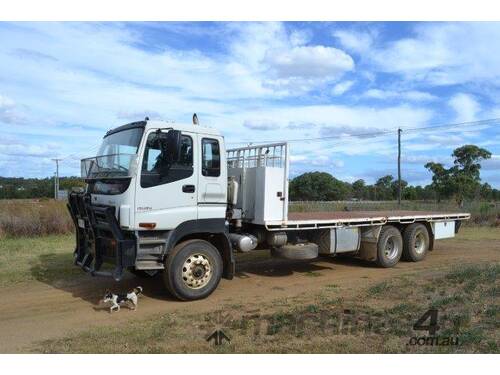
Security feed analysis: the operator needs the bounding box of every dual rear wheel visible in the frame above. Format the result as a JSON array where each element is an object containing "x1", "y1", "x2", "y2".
[
  {"x1": 402, "y1": 223, "x2": 430, "y2": 262},
  {"x1": 376, "y1": 223, "x2": 430, "y2": 267}
]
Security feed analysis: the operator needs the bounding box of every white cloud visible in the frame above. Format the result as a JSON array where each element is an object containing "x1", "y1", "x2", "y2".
[
  {"x1": 117, "y1": 110, "x2": 162, "y2": 121},
  {"x1": 224, "y1": 22, "x2": 356, "y2": 96},
  {"x1": 265, "y1": 45, "x2": 354, "y2": 79},
  {"x1": 0, "y1": 94, "x2": 15, "y2": 108},
  {"x1": 289, "y1": 29, "x2": 311, "y2": 47},
  {"x1": 368, "y1": 23, "x2": 500, "y2": 86},
  {"x1": 0, "y1": 94, "x2": 27, "y2": 124},
  {"x1": 243, "y1": 119, "x2": 278, "y2": 131},
  {"x1": 320, "y1": 125, "x2": 383, "y2": 138},
  {"x1": 237, "y1": 103, "x2": 432, "y2": 134},
  {"x1": 402, "y1": 155, "x2": 450, "y2": 165},
  {"x1": 331, "y1": 81, "x2": 354, "y2": 96},
  {"x1": 263, "y1": 45, "x2": 354, "y2": 94},
  {"x1": 286, "y1": 122, "x2": 316, "y2": 130},
  {"x1": 0, "y1": 22, "x2": 357, "y2": 131},
  {"x1": 0, "y1": 142, "x2": 56, "y2": 158},
  {"x1": 333, "y1": 29, "x2": 375, "y2": 54},
  {"x1": 449, "y1": 93, "x2": 480, "y2": 122},
  {"x1": 363, "y1": 89, "x2": 437, "y2": 101}
]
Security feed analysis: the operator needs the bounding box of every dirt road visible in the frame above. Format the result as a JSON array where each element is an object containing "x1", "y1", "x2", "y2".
[{"x1": 1, "y1": 235, "x2": 498, "y2": 353}]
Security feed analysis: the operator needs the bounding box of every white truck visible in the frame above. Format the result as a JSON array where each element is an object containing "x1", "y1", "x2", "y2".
[{"x1": 68, "y1": 117, "x2": 470, "y2": 300}]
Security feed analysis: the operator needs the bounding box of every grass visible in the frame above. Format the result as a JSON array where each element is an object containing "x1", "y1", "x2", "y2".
[
  {"x1": 0, "y1": 222, "x2": 496, "y2": 353},
  {"x1": 367, "y1": 281, "x2": 390, "y2": 295},
  {"x1": 0, "y1": 234, "x2": 78, "y2": 287},
  {"x1": 0, "y1": 199, "x2": 73, "y2": 238},
  {"x1": 450, "y1": 226, "x2": 500, "y2": 241},
  {"x1": 32, "y1": 262, "x2": 499, "y2": 353}
]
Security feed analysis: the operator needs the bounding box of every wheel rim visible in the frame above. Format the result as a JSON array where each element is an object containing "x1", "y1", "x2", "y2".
[
  {"x1": 384, "y1": 236, "x2": 400, "y2": 260},
  {"x1": 181, "y1": 253, "x2": 212, "y2": 289},
  {"x1": 414, "y1": 231, "x2": 427, "y2": 255}
]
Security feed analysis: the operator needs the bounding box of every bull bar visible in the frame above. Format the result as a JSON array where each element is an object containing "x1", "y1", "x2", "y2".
[{"x1": 67, "y1": 191, "x2": 136, "y2": 281}]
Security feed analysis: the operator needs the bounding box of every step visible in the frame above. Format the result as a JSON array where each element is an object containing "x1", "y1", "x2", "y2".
[
  {"x1": 138, "y1": 238, "x2": 167, "y2": 245},
  {"x1": 135, "y1": 260, "x2": 164, "y2": 270}
]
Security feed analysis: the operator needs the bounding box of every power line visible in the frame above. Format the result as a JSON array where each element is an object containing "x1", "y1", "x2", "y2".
[
  {"x1": 226, "y1": 117, "x2": 500, "y2": 145},
  {"x1": 403, "y1": 118, "x2": 500, "y2": 133},
  {"x1": 60, "y1": 143, "x2": 101, "y2": 162}
]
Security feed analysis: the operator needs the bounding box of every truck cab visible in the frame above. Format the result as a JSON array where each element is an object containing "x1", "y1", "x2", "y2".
[
  {"x1": 68, "y1": 119, "x2": 234, "y2": 300},
  {"x1": 87, "y1": 119, "x2": 227, "y2": 228}
]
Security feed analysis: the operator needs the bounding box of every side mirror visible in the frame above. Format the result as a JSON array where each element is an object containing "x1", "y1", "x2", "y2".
[{"x1": 165, "y1": 130, "x2": 182, "y2": 162}]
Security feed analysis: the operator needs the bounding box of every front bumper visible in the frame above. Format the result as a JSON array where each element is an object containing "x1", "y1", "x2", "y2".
[{"x1": 67, "y1": 192, "x2": 136, "y2": 281}]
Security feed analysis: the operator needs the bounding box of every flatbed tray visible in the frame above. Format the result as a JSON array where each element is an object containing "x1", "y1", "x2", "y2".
[{"x1": 265, "y1": 210, "x2": 471, "y2": 230}]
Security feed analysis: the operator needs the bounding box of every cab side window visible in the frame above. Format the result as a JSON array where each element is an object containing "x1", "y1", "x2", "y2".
[
  {"x1": 141, "y1": 132, "x2": 193, "y2": 188},
  {"x1": 202, "y1": 138, "x2": 220, "y2": 177}
]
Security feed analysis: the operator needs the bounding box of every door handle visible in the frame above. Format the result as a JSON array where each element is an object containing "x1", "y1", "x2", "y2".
[{"x1": 182, "y1": 184, "x2": 195, "y2": 193}]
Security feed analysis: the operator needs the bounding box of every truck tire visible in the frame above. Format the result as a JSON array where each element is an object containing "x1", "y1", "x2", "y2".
[
  {"x1": 402, "y1": 223, "x2": 430, "y2": 262},
  {"x1": 271, "y1": 242, "x2": 319, "y2": 260},
  {"x1": 128, "y1": 267, "x2": 159, "y2": 278},
  {"x1": 163, "y1": 239, "x2": 223, "y2": 301},
  {"x1": 376, "y1": 225, "x2": 403, "y2": 268}
]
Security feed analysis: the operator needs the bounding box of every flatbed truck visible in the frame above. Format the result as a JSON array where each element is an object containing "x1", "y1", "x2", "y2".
[{"x1": 67, "y1": 117, "x2": 470, "y2": 300}]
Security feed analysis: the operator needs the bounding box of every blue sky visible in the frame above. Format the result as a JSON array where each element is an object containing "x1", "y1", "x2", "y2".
[{"x1": 0, "y1": 22, "x2": 499, "y2": 187}]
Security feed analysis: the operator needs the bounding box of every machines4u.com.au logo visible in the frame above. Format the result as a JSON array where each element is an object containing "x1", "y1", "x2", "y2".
[{"x1": 408, "y1": 309, "x2": 459, "y2": 347}]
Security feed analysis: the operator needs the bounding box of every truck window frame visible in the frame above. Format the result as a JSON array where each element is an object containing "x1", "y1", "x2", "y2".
[
  {"x1": 140, "y1": 131, "x2": 194, "y2": 188},
  {"x1": 201, "y1": 138, "x2": 221, "y2": 177}
]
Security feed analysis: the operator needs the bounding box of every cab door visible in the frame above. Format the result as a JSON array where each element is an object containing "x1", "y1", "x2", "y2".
[
  {"x1": 197, "y1": 135, "x2": 227, "y2": 220},
  {"x1": 135, "y1": 129, "x2": 198, "y2": 229}
]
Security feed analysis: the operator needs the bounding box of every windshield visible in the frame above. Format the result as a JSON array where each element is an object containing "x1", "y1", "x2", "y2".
[
  {"x1": 97, "y1": 127, "x2": 144, "y2": 156},
  {"x1": 82, "y1": 127, "x2": 144, "y2": 179}
]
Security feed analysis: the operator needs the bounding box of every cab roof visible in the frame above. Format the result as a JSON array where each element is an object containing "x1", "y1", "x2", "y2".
[{"x1": 105, "y1": 119, "x2": 221, "y2": 138}]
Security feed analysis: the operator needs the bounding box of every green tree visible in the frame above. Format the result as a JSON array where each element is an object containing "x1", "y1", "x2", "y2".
[
  {"x1": 480, "y1": 183, "x2": 493, "y2": 200},
  {"x1": 425, "y1": 145, "x2": 491, "y2": 206},
  {"x1": 403, "y1": 185, "x2": 418, "y2": 200},
  {"x1": 451, "y1": 145, "x2": 491, "y2": 206},
  {"x1": 289, "y1": 172, "x2": 350, "y2": 201},
  {"x1": 391, "y1": 179, "x2": 408, "y2": 200},
  {"x1": 424, "y1": 162, "x2": 453, "y2": 202},
  {"x1": 352, "y1": 179, "x2": 366, "y2": 199},
  {"x1": 375, "y1": 175, "x2": 394, "y2": 200}
]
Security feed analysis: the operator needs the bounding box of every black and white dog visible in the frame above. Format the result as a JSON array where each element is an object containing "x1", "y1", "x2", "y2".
[{"x1": 103, "y1": 286, "x2": 143, "y2": 313}]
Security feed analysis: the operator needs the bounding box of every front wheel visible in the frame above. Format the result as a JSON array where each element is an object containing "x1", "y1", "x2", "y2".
[
  {"x1": 163, "y1": 239, "x2": 223, "y2": 301},
  {"x1": 376, "y1": 225, "x2": 403, "y2": 268}
]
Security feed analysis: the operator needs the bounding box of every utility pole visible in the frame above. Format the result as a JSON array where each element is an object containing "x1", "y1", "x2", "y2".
[
  {"x1": 51, "y1": 158, "x2": 62, "y2": 200},
  {"x1": 397, "y1": 128, "x2": 402, "y2": 206}
]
